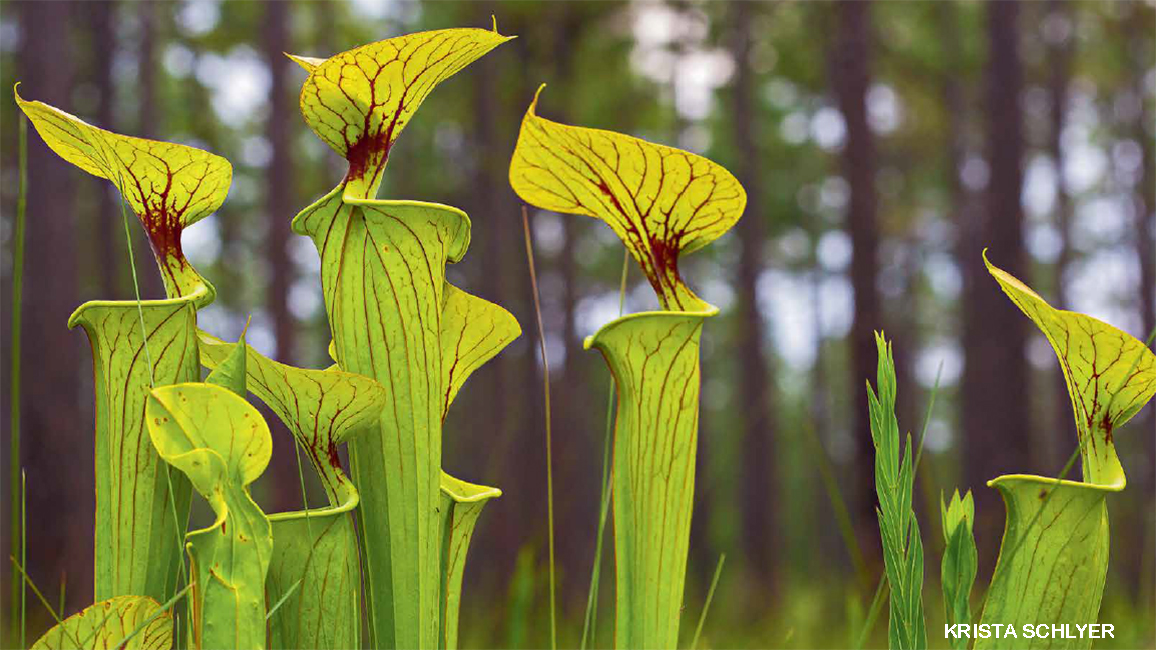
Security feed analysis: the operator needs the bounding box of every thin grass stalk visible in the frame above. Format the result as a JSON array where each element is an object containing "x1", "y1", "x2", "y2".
[
  {"x1": 110, "y1": 581, "x2": 194, "y2": 649},
  {"x1": 9, "y1": 116, "x2": 27, "y2": 637},
  {"x1": 58, "y1": 572, "x2": 65, "y2": 621},
  {"x1": 581, "y1": 249, "x2": 629, "y2": 650},
  {"x1": 264, "y1": 578, "x2": 302, "y2": 621},
  {"x1": 11, "y1": 545, "x2": 80, "y2": 647},
  {"x1": 116, "y1": 174, "x2": 189, "y2": 646},
  {"x1": 802, "y1": 422, "x2": 869, "y2": 591},
  {"x1": 522, "y1": 205, "x2": 557, "y2": 650},
  {"x1": 690, "y1": 553, "x2": 726, "y2": 650},
  {"x1": 21, "y1": 471, "x2": 27, "y2": 649}
]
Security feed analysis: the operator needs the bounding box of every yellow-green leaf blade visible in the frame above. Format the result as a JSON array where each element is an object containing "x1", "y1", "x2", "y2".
[
  {"x1": 31, "y1": 595, "x2": 172, "y2": 650},
  {"x1": 975, "y1": 254, "x2": 1156, "y2": 649},
  {"x1": 197, "y1": 334, "x2": 381, "y2": 648},
  {"x1": 198, "y1": 330, "x2": 386, "y2": 506},
  {"x1": 16, "y1": 89, "x2": 228, "y2": 305},
  {"x1": 985, "y1": 252, "x2": 1156, "y2": 487},
  {"x1": 510, "y1": 87, "x2": 745, "y2": 312},
  {"x1": 440, "y1": 283, "x2": 521, "y2": 419},
  {"x1": 299, "y1": 28, "x2": 513, "y2": 199}
]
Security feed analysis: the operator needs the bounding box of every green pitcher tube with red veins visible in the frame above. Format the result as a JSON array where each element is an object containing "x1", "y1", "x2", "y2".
[
  {"x1": 975, "y1": 253, "x2": 1156, "y2": 650},
  {"x1": 15, "y1": 88, "x2": 229, "y2": 608},
  {"x1": 289, "y1": 27, "x2": 517, "y2": 649},
  {"x1": 509, "y1": 86, "x2": 746, "y2": 649}
]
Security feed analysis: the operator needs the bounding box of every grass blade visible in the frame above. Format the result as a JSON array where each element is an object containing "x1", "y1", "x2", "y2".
[
  {"x1": 10, "y1": 550, "x2": 82, "y2": 647},
  {"x1": 10, "y1": 115, "x2": 27, "y2": 640},
  {"x1": 113, "y1": 581, "x2": 194, "y2": 649},
  {"x1": 265, "y1": 578, "x2": 302, "y2": 621},
  {"x1": 690, "y1": 553, "x2": 726, "y2": 650},
  {"x1": 522, "y1": 205, "x2": 556, "y2": 650},
  {"x1": 21, "y1": 471, "x2": 27, "y2": 648},
  {"x1": 855, "y1": 579, "x2": 888, "y2": 650},
  {"x1": 581, "y1": 249, "x2": 629, "y2": 650}
]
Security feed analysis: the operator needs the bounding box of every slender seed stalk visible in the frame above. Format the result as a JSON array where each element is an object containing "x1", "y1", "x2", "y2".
[
  {"x1": 10, "y1": 116, "x2": 27, "y2": 637},
  {"x1": 522, "y1": 205, "x2": 556, "y2": 650}
]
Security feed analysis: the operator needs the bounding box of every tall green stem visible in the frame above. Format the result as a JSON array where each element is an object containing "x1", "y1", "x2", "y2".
[{"x1": 10, "y1": 115, "x2": 27, "y2": 639}]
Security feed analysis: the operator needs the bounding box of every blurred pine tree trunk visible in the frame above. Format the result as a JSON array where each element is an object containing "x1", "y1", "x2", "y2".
[
  {"x1": 1123, "y1": 2, "x2": 1155, "y2": 601},
  {"x1": 18, "y1": 0, "x2": 90, "y2": 617},
  {"x1": 1046, "y1": 0, "x2": 1076, "y2": 471},
  {"x1": 963, "y1": 0, "x2": 1031, "y2": 569},
  {"x1": 548, "y1": 4, "x2": 601, "y2": 605},
  {"x1": 830, "y1": 0, "x2": 883, "y2": 565},
  {"x1": 90, "y1": 0, "x2": 120, "y2": 299},
  {"x1": 1126, "y1": 3, "x2": 1156, "y2": 483},
  {"x1": 262, "y1": 0, "x2": 302, "y2": 513},
  {"x1": 729, "y1": 0, "x2": 779, "y2": 595},
  {"x1": 264, "y1": 0, "x2": 296, "y2": 366}
]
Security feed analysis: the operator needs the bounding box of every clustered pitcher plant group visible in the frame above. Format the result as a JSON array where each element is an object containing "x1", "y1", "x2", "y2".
[
  {"x1": 11, "y1": 19, "x2": 1156, "y2": 650},
  {"x1": 15, "y1": 22, "x2": 746, "y2": 650}
]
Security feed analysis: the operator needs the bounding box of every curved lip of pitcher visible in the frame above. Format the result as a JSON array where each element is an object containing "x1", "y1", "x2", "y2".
[
  {"x1": 583, "y1": 303, "x2": 720, "y2": 351},
  {"x1": 987, "y1": 472, "x2": 1125, "y2": 493}
]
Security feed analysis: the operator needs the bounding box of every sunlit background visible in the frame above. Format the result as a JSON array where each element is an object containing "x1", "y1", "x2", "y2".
[{"x1": 1, "y1": 1, "x2": 1153, "y2": 647}]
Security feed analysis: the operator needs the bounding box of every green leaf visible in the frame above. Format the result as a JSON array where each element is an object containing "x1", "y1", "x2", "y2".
[
  {"x1": 866, "y1": 333, "x2": 927, "y2": 650},
  {"x1": 583, "y1": 310, "x2": 711, "y2": 649},
  {"x1": 438, "y1": 472, "x2": 501, "y2": 650},
  {"x1": 15, "y1": 87, "x2": 228, "y2": 306},
  {"x1": 146, "y1": 383, "x2": 273, "y2": 650},
  {"x1": 939, "y1": 490, "x2": 975, "y2": 650},
  {"x1": 298, "y1": 28, "x2": 513, "y2": 200},
  {"x1": 67, "y1": 300, "x2": 198, "y2": 607},
  {"x1": 509, "y1": 86, "x2": 745, "y2": 313},
  {"x1": 198, "y1": 332, "x2": 388, "y2": 649},
  {"x1": 31, "y1": 595, "x2": 172, "y2": 650},
  {"x1": 975, "y1": 256, "x2": 1156, "y2": 650}
]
